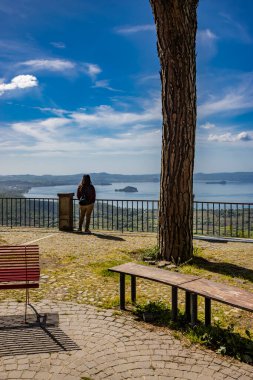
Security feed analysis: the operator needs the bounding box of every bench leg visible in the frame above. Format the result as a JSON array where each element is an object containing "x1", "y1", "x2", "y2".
[
  {"x1": 120, "y1": 273, "x2": 125, "y2": 310},
  {"x1": 185, "y1": 291, "x2": 191, "y2": 322},
  {"x1": 171, "y1": 286, "x2": 178, "y2": 321},
  {"x1": 25, "y1": 288, "x2": 29, "y2": 323},
  {"x1": 205, "y1": 297, "x2": 211, "y2": 326},
  {"x1": 131, "y1": 275, "x2": 136, "y2": 304},
  {"x1": 190, "y1": 293, "x2": 198, "y2": 326}
]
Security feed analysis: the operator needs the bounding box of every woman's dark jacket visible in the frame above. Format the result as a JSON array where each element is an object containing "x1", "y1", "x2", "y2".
[{"x1": 77, "y1": 184, "x2": 96, "y2": 204}]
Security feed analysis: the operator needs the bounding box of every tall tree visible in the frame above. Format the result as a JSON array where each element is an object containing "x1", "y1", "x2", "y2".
[{"x1": 150, "y1": 0, "x2": 199, "y2": 264}]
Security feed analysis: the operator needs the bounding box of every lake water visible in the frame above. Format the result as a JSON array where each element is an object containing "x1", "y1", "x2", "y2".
[{"x1": 26, "y1": 181, "x2": 253, "y2": 203}]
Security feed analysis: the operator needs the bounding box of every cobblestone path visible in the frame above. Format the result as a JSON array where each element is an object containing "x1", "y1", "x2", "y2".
[{"x1": 0, "y1": 301, "x2": 252, "y2": 380}]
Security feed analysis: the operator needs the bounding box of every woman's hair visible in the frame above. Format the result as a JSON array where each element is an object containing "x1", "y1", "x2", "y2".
[{"x1": 80, "y1": 174, "x2": 91, "y2": 187}]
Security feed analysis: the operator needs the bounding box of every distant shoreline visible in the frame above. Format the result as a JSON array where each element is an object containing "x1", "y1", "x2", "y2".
[{"x1": 1, "y1": 171, "x2": 253, "y2": 199}]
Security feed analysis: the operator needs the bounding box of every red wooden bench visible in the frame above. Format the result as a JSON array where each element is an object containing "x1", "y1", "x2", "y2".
[{"x1": 0, "y1": 245, "x2": 43, "y2": 323}]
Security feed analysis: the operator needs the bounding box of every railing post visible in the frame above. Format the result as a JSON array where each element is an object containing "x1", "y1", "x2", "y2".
[{"x1": 57, "y1": 193, "x2": 74, "y2": 231}]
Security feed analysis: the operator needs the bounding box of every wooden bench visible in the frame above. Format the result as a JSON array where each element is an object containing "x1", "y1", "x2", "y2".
[
  {"x1": 109, "y1": 262, "x2": 253, "y2": 326},
  {"x1": 0, "y1": 245, "x2": 43, "y2": 323}
]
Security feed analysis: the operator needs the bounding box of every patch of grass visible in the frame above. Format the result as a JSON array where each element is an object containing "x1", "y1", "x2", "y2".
[
  {"x1": 98, "y1": 296, "x2": 125, "y2": 309},
  {"x1": 88, "y1": 259, "x2": 129, "y2": 277},
  {"x1": 134, "y1": 300, "x2": 253, "y2": 365},
  {"x1": 130, "y1": 245, "x2": 159, "y2": 261},
  {"x1": 142, "y1": 245, "x2": 159, "y2": 261},
  {"x1": 112, "y1": 310, "x2": 123, "y2": 316},
  {"x1": 61, "y1": 254, "x2": 78, "y2": 264}
]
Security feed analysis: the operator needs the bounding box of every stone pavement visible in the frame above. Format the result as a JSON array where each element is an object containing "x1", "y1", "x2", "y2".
[{"x1": 0, "y1": 301, "x2": 252, "y2": 380}]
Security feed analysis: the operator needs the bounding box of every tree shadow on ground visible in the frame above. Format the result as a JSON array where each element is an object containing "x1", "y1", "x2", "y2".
[
  {"x1": 70, "y1": 230, "x2": 125, "y2": 240},
  {"x1": 192, "y1": 256, "x2": 253, "y2": 283}
]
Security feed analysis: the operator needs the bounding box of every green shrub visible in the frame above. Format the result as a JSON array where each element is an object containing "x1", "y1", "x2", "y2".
[
  {"x1": 134, "y1": 301, "x2": 253, "y2": 364},
  {"x1": 190, "y1": 322, "x2": 253, "y2": 364},
  {"x1": 134, "y1": 300, "x2": 171, "y2": 322},
  {"x1": 141, "y1": 246, "x2": 159, "y2": 261}
]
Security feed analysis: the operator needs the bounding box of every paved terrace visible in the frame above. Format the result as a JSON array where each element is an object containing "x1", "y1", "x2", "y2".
[
  {"x1": 0, "y1": 300, "x2": 253, "y2": 380},
  {"x1": 0, "y1": 228, "x2": 252, "y2": 379}
]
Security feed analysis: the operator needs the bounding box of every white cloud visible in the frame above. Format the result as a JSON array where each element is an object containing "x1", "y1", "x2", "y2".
[
  {"x1": 0, "y1": 75, "x2": 38, "y2": 96},
  {"x1": 219, "y1": 13, "x2": 252, "y2": 44},
  {"x1": 199, "y1": 122, "x2": 216, "y2": 129},
  {"x1": 33, "y1": 107, "x2": 70, "y2": 116},
  {"x1": 208, "y1": 131, "x2": 253, "y2": 143},
  {"x1": 115, "y1": 24, "x2": 155, "y2": 35},
  {"x1": 198, "y1": 88, "x2": 253, "y2": 119},
  {"x1": 1, "y1": 97, "x2": 162, "y2": 158},
  {"x1": 50, "y1": 42, "x2": 66, "y2": 49},
  {"x1": 197, "y1": 29, "x2": 218, "y2": 60},
  {"x1": 20, "y1": 59, "x2": 75, "y2": 71},
  {"x1": 237, "y1": 132, "x2": 253, "y2": 141},
  {"x1": 92, "y1": 79, "x2": 120, "y2": 92},
  {"x1": 198, "y1": 29, "x2": 217, "y2": 42},
  {"x1": 84, "y1": 63, "x2": 102, "y2": 78},
  {"x1": 71, "y1": 100, "x2": 161, "y2": 128},
  {"x1": 13, "y1": 117, "x2": 68, "y2": 131},
  {"x1": 93, "y1": 79, "x2": 110, "y2": 88},
  {"x1": 18, "y1": 59, "x2": 104, "y2": 81},
  {"x1": 138, "y1": 74, "x2": 159, "y2": 83}
]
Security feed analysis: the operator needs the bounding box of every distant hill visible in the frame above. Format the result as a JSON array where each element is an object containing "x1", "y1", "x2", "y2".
[
  {"x1": 0, "y1": 172, "x2": 160, "y2": 197},
  {"x1": 1, "y1": 171, "x2": 253, "y2": 185},
  {"x1": 0, "y1": 172, "x2": 253, "y2": 197},
  {"x1": 0, "y1": 172, "x2": 160, "y2": 187},
  {"x1": 194, "y1": 172, "x2": 253, "y2": 183}
]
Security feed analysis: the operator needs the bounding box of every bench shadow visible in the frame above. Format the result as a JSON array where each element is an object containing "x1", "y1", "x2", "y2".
[
  {"x1": 0, "y1": 313, "x2": 80, "y2": 356},
  {"x1": 192, "y1": 256, "x2": 253, "y2": 283},
  {"x1": 91, "y1": 232, "x2": 125, "y2": 241}
]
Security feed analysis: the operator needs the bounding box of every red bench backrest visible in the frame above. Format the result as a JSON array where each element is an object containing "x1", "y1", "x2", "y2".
[{"x1": 0, "y1": 245, "x2": 40, "y2": 284}]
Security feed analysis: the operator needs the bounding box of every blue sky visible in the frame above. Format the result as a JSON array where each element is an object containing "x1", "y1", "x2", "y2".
[{"x1": 1, "y1": 0, "x2": 253, "y2": 175}]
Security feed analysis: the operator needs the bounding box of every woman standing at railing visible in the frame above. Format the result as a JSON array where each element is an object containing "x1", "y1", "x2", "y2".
[{"x1": 77, "y1": 175, "x2": 96, "y2": 234}]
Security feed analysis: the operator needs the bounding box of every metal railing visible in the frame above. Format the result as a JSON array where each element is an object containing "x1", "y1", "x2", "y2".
[
  {"x1": 0, "y1": 197, "x2": 58, "y2": 228},
  {"x1": 0, "y1": 197, "x2": 253, "y2": 238},
  {"x1": 73, "y1": 199, "x2": 159, "y2": 232},
  {"x1": 194, "y1": 201, "x2": 253, "y2": 238}
]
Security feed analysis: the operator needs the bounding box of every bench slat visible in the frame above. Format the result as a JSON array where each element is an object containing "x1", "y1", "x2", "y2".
[
  {"x1": 0, "y1": 245, "x2": 40, "y2": 286},
  {"x1": 181, "y1": 278, "x2": 253, "y2": 313},
  {"x1": 0, "y1": 283, "x2": 39, "y2": 289},
  {"x1": 0, "y1": 246, "x2": 39, "y2": 253},
  {"x1": 109, "y1": 263, "x2": 199, "y2": 286},
  {"x1": 0, "y1": 274, "x2": 39, "y2": 281}
]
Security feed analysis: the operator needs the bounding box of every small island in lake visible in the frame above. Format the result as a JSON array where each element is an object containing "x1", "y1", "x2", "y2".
[
  {"x1": 206, "y1": 180, "x2": 227, "y2": 185},
  {"x1": 115, "y1": 186, "x2": 138, "y2": 193}
]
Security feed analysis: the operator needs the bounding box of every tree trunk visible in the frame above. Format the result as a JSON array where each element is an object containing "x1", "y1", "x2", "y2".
[{"x1": 150, "y1": 0, "x2": 198, "y2": 264}]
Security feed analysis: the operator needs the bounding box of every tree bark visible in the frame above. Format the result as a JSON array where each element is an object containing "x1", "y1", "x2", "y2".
[{"x1": 150, "y1": 0, "x2": 198, "y2": 264}]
